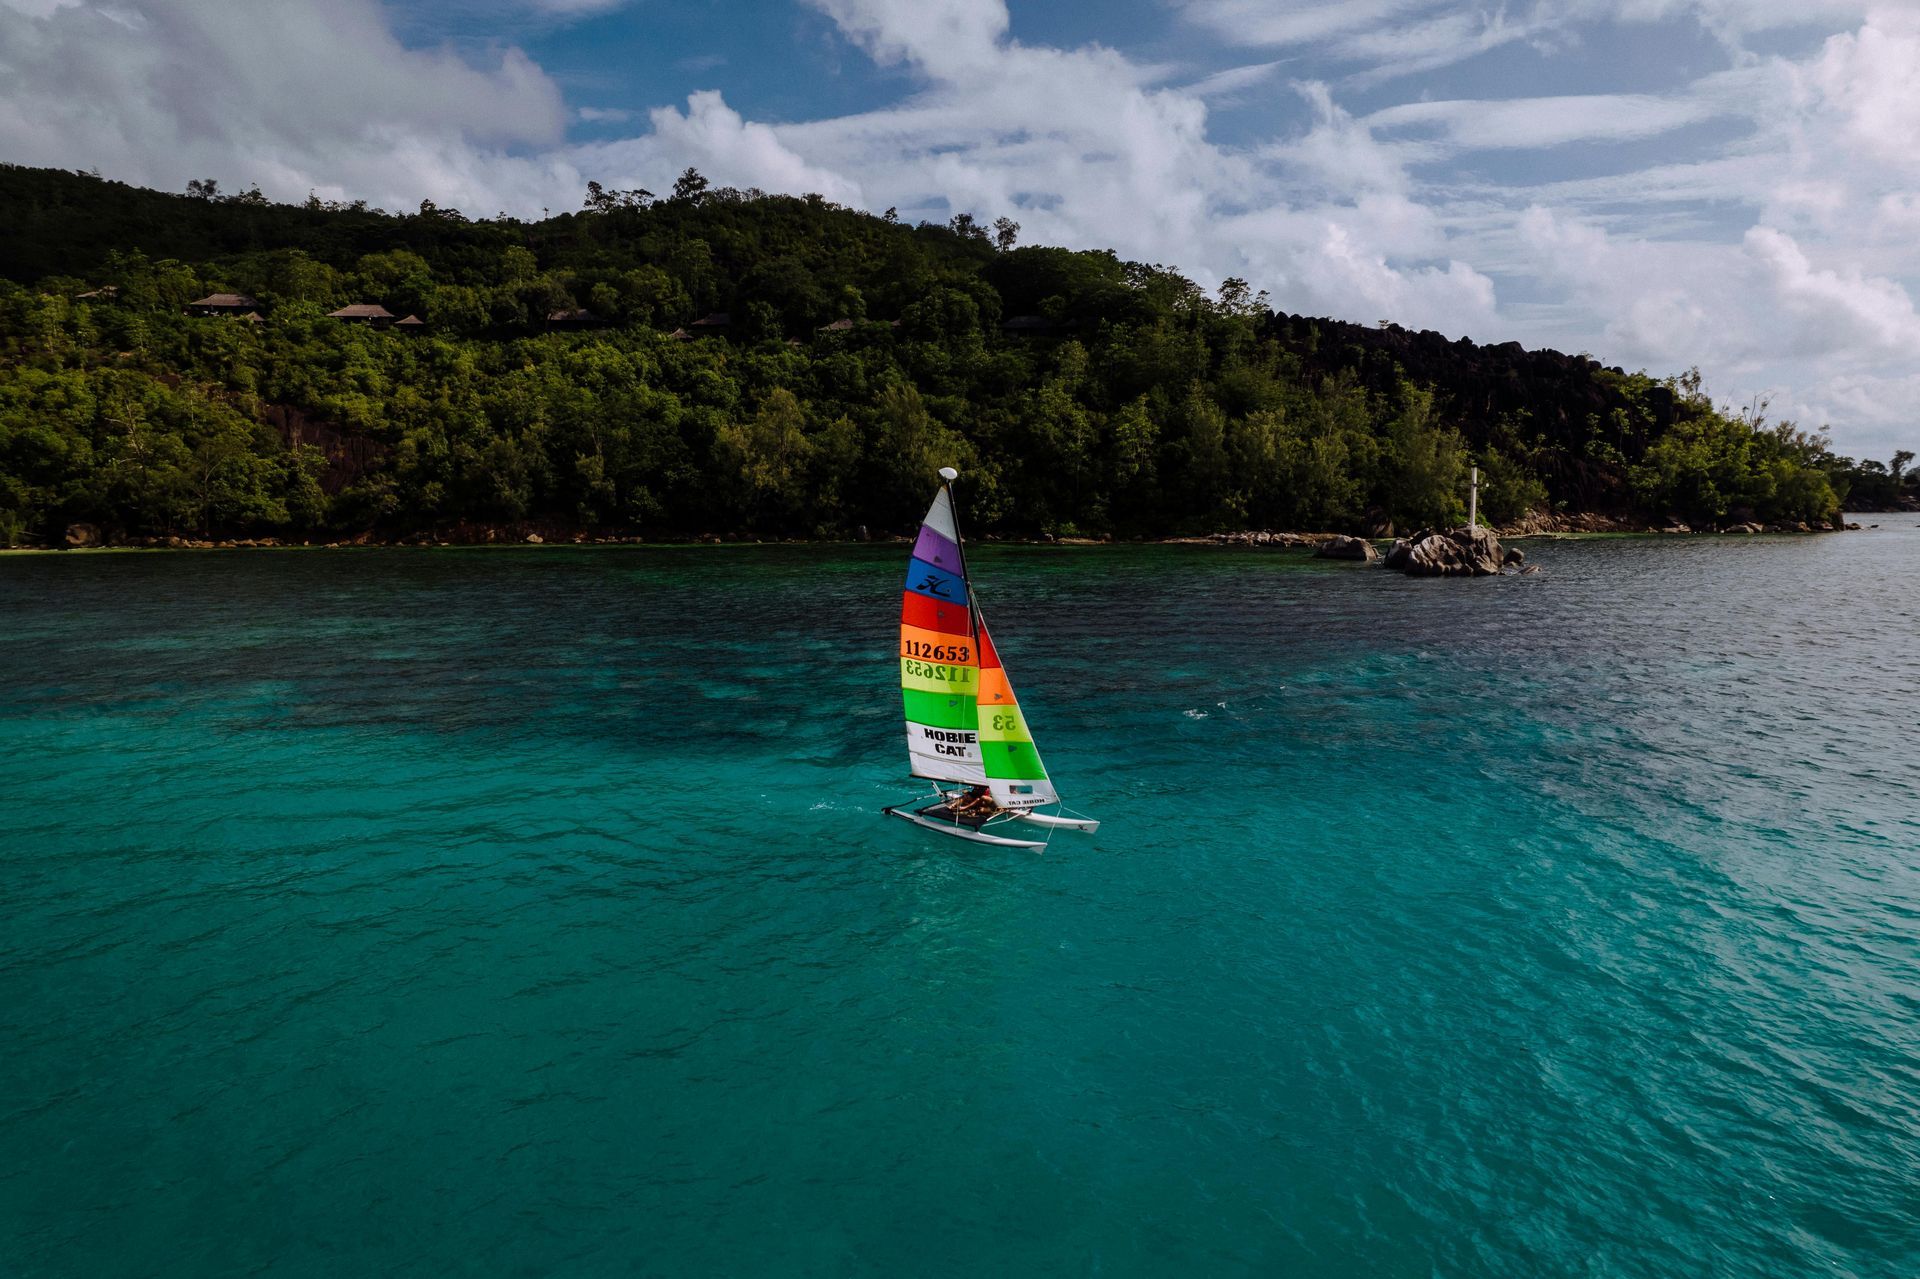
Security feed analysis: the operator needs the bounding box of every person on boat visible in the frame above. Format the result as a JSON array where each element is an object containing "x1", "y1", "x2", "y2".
[{"x1": 948, "y1": 785, "x2": 999, "y2": 824}]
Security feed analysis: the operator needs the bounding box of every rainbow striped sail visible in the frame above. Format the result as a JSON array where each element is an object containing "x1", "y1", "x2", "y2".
[{"x1": 889, "y1": 469, "x2": 1091, "y2": 848}]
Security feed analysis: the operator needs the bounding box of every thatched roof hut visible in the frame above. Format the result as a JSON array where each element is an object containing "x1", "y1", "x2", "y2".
[
  {"x1": 187, "y1": 292, "x2": 259, "y2": 317},
  {"x1": 328, "y1": 303, "x2": 397, "y2": 326}
]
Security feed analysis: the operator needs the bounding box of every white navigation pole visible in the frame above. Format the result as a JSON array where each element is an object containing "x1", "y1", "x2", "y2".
[{"x1": 1468, "y1": 466, "x2": 1480, "y2": 530}]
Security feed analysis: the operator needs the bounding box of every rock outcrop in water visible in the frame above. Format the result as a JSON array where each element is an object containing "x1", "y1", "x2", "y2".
[
  {"x1": 1313, "y1": 535, "x2": 1377, "y2": 562},
  {"x1": 1385, "y1": 526, "x2": 1506, "y2": 577}
]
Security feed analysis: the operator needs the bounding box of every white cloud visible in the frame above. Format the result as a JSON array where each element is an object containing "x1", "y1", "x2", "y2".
[
  {"x1": 1176, "y1": 0, "x2": 1883, "y2": 80},
  {"x1": 1812, "y1": 15, "x2": 1920, "y2": 162},
  {"x1": 528, "y1": 0, "x2": 630, "y2": 14},
  {"x1": 807, "y1": 0, "x2": 1010, "y2": 76},
  {"x1": 1271, "y1": 82, "x2": 1418, "y2": 197},
  {"x1": 1, "y1": 0, "x2": 1917, "y2": 456},
  {"x1": 583, "y1": 91, "x2": 864, "y2": 206},
  {"x1": 1743, "y1": 225, "x2": 1920, "y2": 358},
  {"x1": 1184, "y1": 60, "x2": 1284, "y2": 99},
  {"x1": 1367, "y1": 93, "x2": 1724, "y2": 150},
  {"x1": 1179, "y1": 0, "x2": 1435, "y2": 49},
  {"x1": 0, "y1": 0, "x2": 571, "y2": 212},
  {"x1": 1513, "y1": 207, "x2": 1920, "y2": 373},
  {"x1": 1786, "y1": 372, "x2": 1920, "y2": 458}
]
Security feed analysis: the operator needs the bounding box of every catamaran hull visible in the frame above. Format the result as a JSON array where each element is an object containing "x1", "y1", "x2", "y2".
[
  {"x1": 883, "y1": 806, "x2": 1047, "y2": 849},
  {"x1": 1011, "y1": 811, "x2": 1100, "y2": 832}
]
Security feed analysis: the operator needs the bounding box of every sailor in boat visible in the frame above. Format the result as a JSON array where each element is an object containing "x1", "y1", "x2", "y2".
[{"x1": 931, "y1": 785, "x2": 1000, "y2": 827}]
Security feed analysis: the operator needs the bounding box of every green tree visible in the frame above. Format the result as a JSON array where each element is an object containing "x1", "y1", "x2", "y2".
[
  {"x1": 1476, "y1": 447, "x2": 1547, "y2": 525},
  {"x1": 717, "y1": 387, "x2": 811, "y2": 529},
  {"x1": 1380, "y1": 384, "x2": 1465, "y2": 528},
  {"x1": 671, "y1": 168, "x2": 710, "y2": 204}
]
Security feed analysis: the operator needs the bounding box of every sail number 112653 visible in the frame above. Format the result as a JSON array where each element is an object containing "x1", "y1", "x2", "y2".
[{"x1": 903, "y1": 640, "x2": 971, "y2": 663}]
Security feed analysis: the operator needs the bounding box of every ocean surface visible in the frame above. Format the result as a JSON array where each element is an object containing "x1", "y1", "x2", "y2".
[{"x1": 3, "y1": 525, "x2": 1917, "y2": 1277}]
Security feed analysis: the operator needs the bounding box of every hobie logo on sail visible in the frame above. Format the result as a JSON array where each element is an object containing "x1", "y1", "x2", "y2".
[
  {"x1": 915, "y1": 574, "x2": 952, "y2": 598},
  {"x1": 914, "y1": 725, "x2": 977, "y2": 757}
]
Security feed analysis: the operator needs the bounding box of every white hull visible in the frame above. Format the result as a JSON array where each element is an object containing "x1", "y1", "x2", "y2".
[
  {"x1": 884, "y1": 806, "x2": 1047, "y2": 849},
  {"x1": 1011, "y1": 811, "x2": 1100, "y2": 832}
]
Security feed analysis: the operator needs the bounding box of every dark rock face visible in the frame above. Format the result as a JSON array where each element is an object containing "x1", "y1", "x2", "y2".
[
  {"x1": 1389, "y1": 525, "x2": 1505, "y2": 577},
  {"x1": 1314, "y1": 534, "x2": 1378, "y2": 562},
  {"x1": 1498, "y1": 510, "x2": 1641, "y2": 534},
  {"x1": 1503, "y1": 547, "x2": 1525, "y2": 565}
]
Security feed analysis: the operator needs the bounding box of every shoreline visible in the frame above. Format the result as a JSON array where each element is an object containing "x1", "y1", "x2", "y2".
[{"x1": 3, "y1": 518, "x2": 1888, "y2": 554}]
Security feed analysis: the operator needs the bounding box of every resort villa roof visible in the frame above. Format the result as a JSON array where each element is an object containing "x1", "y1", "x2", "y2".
[
  {"x1": 688, "y1": 312, "x2": 731, "y2": 330},
  {"x1": 816, "y1": 317, "x2": 855, "y2": 332},
  {"x1": 328, "y1": 303, "x2": 396, "y2": 323},
  {"x1": 186, "y1": 292, "x2": 259, "y2": 315},
  {"x1": 394, "y1": 314, "x2": 427, "y2": 330}
]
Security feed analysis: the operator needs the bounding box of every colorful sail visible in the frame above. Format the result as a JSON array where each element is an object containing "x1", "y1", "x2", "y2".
[
  {"x1": 900, "y1": 482, "x2": 984, "y2": 785},
  {"x1": 898, "y1": 473, "x2": 1059, "y2": 811},
  {"x1": 974, "y1": 611, "x2": 1057, "y2": 808}
]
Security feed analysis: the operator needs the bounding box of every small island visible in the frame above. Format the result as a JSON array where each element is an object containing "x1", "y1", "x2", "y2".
[{"x1": 2, "y1": 164, "x2": 1914, "y2": 551}]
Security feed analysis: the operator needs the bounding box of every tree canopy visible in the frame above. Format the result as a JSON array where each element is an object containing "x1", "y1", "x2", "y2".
[{"x1": 0, "y1": 162, "x2": 1888, "y2": 547}]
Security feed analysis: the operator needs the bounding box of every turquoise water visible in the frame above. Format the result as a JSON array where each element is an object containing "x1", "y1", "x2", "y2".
[{"x1": 3, "y1": 531, "x2": 1918, "y2": 1277}]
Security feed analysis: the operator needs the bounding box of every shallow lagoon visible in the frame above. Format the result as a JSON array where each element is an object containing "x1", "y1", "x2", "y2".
[{"x1": 3, "y1": 528, "x2": 1917, "y2": 1276}]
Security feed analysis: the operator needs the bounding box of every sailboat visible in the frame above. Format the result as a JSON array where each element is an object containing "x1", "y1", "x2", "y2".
[{"x1": 882, "y1": 467, "x2": 1099, "y2": 849}]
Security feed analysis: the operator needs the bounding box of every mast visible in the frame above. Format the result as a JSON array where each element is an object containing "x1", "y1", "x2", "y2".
[{"x1": 938, "y1": 466, "x2": 977, "y2": 644}]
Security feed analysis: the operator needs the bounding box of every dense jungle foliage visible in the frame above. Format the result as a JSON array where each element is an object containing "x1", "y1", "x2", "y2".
[{"x1": 1, "y1": 163, "x2": 1904, "y2": 547}]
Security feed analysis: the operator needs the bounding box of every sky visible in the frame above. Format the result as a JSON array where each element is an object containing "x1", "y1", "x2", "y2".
[{"x1": 1, "y1": 0, "x2": 1916, "y2": 460}]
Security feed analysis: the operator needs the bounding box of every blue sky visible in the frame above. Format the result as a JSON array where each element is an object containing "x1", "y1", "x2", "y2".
[{"x1": 1, "y1": 0, "x2": 1916, "y2": 459}]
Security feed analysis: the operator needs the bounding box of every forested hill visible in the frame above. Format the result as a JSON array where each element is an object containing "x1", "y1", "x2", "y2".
[{"x1": 2, "y1": 163, "x2": 1904, "y2": 547}]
